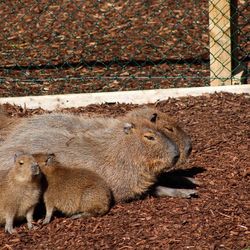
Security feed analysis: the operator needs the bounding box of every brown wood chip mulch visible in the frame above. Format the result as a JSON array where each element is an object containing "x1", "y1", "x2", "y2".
[
  {"x1": 0, "y1": 92, "x2": 249, "y2": 250},
  {"x1": 0, "y1": 0, "x2": 248, "y2": 96}
]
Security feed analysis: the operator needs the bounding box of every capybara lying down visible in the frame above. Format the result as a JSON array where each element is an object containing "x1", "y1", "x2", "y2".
[
  {"x1": 124, "y1": 107, "x2": 192, "y2": 166},
  {"x1": 0, "y1": 107, "x2": 196, "y2": 201},
  {"x1": 124, "y1": 107, "x2": 196, "y2": 198},
  {"x1": 0, "y1": 113, "x2": 180, "y2": 202}
]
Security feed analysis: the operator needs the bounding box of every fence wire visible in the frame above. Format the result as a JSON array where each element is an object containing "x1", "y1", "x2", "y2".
[{"x1": 0, "y1": 0, "x2": 248, "y2": 97}]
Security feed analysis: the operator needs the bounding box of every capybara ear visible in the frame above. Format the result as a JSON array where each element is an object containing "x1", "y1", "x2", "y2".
[
  {"x1": 46, "y1": 153, "x2": 56, "y2": 166},
  {"x1": 14, "y1": 151, "x2": 25, "y2": 163},
  {"x1": 123, "y1": 123, "x2": 135, "y2": 134},
  {"x1": 150, "y1": 113, "x2": 158, "y2": 123}
]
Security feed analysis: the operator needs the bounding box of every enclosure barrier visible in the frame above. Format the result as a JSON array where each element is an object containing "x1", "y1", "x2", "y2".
[
  {"x1": 209, "y1": 0, "x2": 246, "y2": 85},
  {"x1": 0, "y1": 85, "x2": 249, "y2": 111},
  {"x1": 0, "y1": 0, "x2": 248, "y2": 103}
]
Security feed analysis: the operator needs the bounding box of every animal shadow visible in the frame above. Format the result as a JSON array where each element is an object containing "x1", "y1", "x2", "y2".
[{"x1": 156, "y1": 166, "x2": 205, "y2": 189}]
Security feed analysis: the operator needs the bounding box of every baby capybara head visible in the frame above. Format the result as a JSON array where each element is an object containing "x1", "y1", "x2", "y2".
[
  {"x1": 125, "y1": 107, "x2": 192, "y2": 167},
  {"x1": 118, "y1": 119, "x2": 180, "y2": 176},
  {"x1": 32, "y1": 153, "x2": 56, "y2": 174},
  {"x1": 13, "y1": 152, "x2": 41, "y2": 181}
]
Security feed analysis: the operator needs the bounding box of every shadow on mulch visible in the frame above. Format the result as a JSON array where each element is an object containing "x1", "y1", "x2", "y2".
[{"x1": 157, "y1": 166, "x2": 206, "y2": 189}]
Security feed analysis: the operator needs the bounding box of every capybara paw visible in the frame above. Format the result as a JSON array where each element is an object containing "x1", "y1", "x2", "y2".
[
  {"x1": 70, "y1": 212, "x2": 92, "y2": 219},
  {"x1": 184, "y1": 177, "x2": 201, "y2": 186},
  {"x1": 178, "y1": 189, "x2": 198, "y2": 198},
  {"x1": 5, "y1": 225, "x2": 16, "y2": 234},
  {"x1": 27, "y1": 222, "x2": 33, "y2": 230},
  {"x1": 42, "y1": 218, "x2": 51, "y2": 225},
  {"x1": 155, "y1": 186, "x2": 198, "y2": 198}
]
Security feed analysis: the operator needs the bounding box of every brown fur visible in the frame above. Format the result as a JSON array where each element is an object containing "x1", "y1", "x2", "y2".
[
  {"x1": 0, "y1": 153, "x2": 41, "y2": 233},
  {"x1": 0, "y1": 109, "x2": 20, "y2": 143},
  {"x1": 0, "y1": 170, "x2": 8, "y2": 180},
  {"x1": 0, "y1": 107, "x2": 191, "y2": 167},
  {"x1": 124, "y1": 107, "x2": 192, "y2": 166},
  {"x1": 0, "y1": 113, "x2": 179, "y2": 202},
  {"x1": 33, "y1": 153, "x2": 112, "y2": 224},
  {"x1": 124, "y1": 107, "x2": 195, "y2": 198},
  {"x1": 0, "y1": 107, "x2": 192, "y2": 168}
]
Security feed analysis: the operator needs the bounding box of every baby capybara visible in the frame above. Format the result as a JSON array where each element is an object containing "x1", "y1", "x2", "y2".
[
  {"x1": 0, "y1": 153, "x2": 41, "y2": 233},
  {"x1": 34, "y1": 153, "x2": 112, "y2": 224}
]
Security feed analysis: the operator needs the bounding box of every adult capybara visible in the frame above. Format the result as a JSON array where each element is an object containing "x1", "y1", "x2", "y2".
[
  {"x1": 28, "y1": 107, "x2": 192, "y2": 166},
  {"x1": 0, "y1": 107, "x2": 191, "y2": 167},
  {"x1": 124, "y1": 107, "x2": 198, "y2": 198},
  {"x1": 17, "y1": 107, "x2": 192, "y2": 170},
  {"x1": 0, "y1": 153, "x2": 41, "y2": 233},
  {"x1": 34, "y1": 153, "x2": 112, "y2": 224},
  {"x1": 0, "y1": 115, "x2": 179, "y2": 202}
]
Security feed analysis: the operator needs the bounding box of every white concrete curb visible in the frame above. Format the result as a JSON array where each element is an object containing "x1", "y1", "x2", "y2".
[{"x1": 0, "y1": 85, "x2": 249, "y2": 111}]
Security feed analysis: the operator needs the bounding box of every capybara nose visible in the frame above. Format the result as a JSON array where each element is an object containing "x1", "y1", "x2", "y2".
[
  {"x1": 31, "y1": 164, "x2": 40, "y2": 175},
  {"x1": 185, "y1": 143, "x2": 192, "y2": 157},
  {"x1": 172, "y1": 153, "x2": 180, "y2": 165},
  {"x1": 165, "y1": 137, "x2": 180, "y2": 166}
]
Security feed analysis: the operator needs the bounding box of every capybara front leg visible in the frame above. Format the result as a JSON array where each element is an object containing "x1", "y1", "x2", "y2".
[
  {"x1": 5, "y1": 214, "x2": 16, "y2": 234},
  {"x1": 43, "y1": 205, "x2": 54, "y2": 224},
  {"x1": 26, "y1": 206, "x2": 35, "y2": 230}
]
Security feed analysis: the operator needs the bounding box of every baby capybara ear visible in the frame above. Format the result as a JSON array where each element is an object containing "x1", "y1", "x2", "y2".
[
  {"x1": 46, "y1": 153, "x2": 56, "y2": 166},
  {"x1": 14, "y1": 151, "x2": 25, "y2": 163},
  {"x1": 123, "y1": 123, "x2": 135, "y2": 134}
]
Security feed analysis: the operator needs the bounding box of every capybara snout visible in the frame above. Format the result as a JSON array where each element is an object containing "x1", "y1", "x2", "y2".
[
  {"x1": 171, "y1": 151, "x2": 180, "y2": 166},
  {"x1": 170, "y1": 125, "x2": 192, "y2": 165},
  {"x1": 162, "y1": 134, "x2": 180, "y2": 166},
  {"x1": 184, "y1": 141, "x2": 192, "y2": 158},
  {"x1": 31, "y1": 163, "x2": 40, "y2": 176}
]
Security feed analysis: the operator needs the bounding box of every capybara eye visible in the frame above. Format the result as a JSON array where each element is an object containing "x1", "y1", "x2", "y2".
[
  {"x1": 144, "y1": 135, "x2": 155, "y2": 141},
  {"x1": 19, "y1": 160, "x2": 24, "y2": 165},
  {"x1": 165, "y1": 126, "x2": 174, "y2": 132}
]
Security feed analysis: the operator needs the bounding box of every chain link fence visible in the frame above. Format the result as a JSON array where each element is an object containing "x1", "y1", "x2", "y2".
[{"x1": 0, "y1": 0, "x2": 248, "y2": 97}]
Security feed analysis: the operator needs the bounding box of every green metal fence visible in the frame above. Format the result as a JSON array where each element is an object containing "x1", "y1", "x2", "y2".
[{"x1": 0, "y1": 0, "x2": 248, "y2": 97}]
